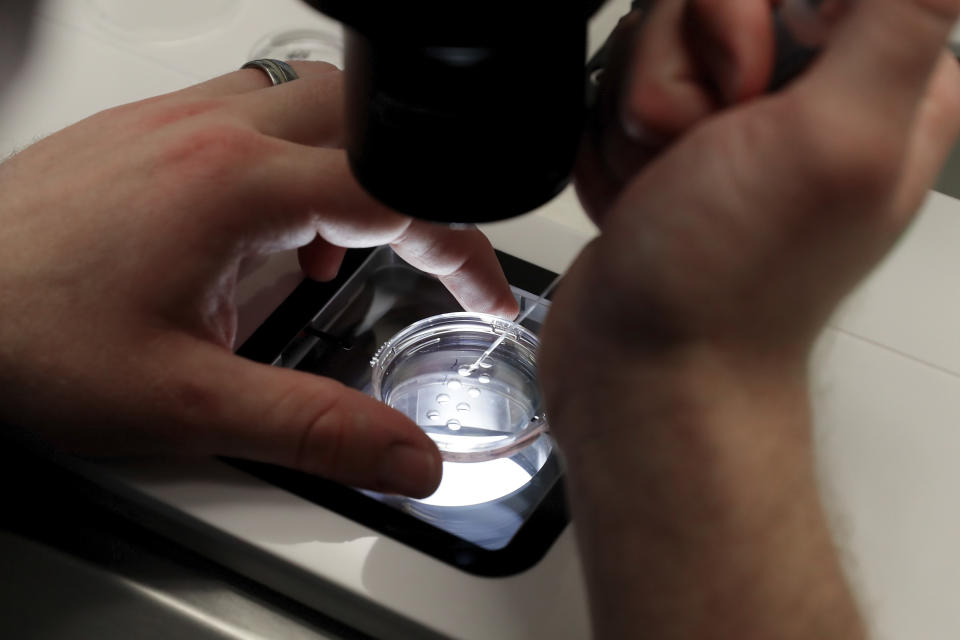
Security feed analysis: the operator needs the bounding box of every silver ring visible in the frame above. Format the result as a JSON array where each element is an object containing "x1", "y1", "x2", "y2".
[{"x1": 241, "y1": 59, "x2": 299, "y2": 86}]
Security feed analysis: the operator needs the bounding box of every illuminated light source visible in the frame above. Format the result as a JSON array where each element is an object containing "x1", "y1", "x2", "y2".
[{"x1": 416, "y1": 459, "x2": 534, "y2": 507}]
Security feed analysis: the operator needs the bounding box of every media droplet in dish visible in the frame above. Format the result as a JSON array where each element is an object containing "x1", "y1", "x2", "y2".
[
  {"x1": 479, "y1": 361, "x2": 493, "y2": 369},
  {"x1": 436, "y1": 394, "x2": 450, "y2": 404},
  {"x1": 426, "y1": 410, "x2": 440, "y2": 421},
  {"x1": 456, "y1": 402, "x2": 471, "y2": 414},
  {"x1": 457, "y1": 366, "x2": 473, "y2": 377},
  {"x1": 447, "y1": 379, "x2": 462, "y2": 390},
  {"x1": 447, "y1": 419, "x2": 462, "y2": 431},
  {"x1": 478, "y1": 374, "x2": 491, "y2": 384},
  {"x1": 467, "y1": 387, "x2": 481, "y2": 398}
]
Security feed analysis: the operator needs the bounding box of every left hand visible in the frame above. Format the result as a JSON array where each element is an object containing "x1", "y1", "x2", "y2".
[{"x1": 0, "y1": 62, "x2": 518, "y2": 497}]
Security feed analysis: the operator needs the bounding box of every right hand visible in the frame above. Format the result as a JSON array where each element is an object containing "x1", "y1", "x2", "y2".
[
  {"x1": 545, "y1": 0, "x2": 960, "y2": 450},
  {"x1": 540, "y1": 2, "x2": 960, "y2": 636},
  {"x1": 580, "y1": 0, "x2": 842, "y2": 219}
]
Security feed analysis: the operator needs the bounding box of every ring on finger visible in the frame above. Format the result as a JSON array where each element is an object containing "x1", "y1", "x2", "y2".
[{"x1": 240, "y1": 59, "x2": 300, "y2": 86}]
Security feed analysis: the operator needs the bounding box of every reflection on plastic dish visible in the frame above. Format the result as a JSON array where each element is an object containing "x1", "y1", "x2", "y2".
[{"x1": 416, "y1": 459, "x2": 533, "y2": 507}]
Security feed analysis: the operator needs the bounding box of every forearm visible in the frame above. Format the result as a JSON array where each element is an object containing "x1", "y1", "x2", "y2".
[{"x1": 555, "y1": 348, "x2": 865, "y2": 640}]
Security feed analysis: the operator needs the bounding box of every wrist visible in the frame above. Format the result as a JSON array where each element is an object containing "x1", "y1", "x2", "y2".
[
  {"x1": 548, "y1": 339, "x2": 811, "y2": 463},
  {"x1": 548, "y1": 342, "x2": 864, "y2": 639},
  {"x1": 548, "y1": 339, "x2": 816, "y2": 528}
]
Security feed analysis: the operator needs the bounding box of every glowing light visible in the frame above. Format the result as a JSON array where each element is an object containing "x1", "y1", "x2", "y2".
[{"x1": 416, "y1": 459, "x2": 534, "y2": 507}]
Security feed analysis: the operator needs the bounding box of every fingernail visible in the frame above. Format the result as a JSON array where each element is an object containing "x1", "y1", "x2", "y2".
[
  {"x1": 621, "y1": 107, "x2": 649, "y2": 142},
  {"x1": 377, "y1": 444, "x2": 440, "y2": 498},
  {"x1": 620, "y1": 111, "x2": 663, "y2": 146},
  {"x1": 619, "y1": 89, "x2": 669, "y2": 146}
]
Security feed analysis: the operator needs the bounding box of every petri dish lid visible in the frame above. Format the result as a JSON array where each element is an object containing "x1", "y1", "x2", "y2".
[{"x1": 371, "y1": 313, "x2": 547, "y2": 463}]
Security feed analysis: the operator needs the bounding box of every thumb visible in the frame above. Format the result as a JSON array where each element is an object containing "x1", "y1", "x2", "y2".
[
  {"x1": 620, "y1": 0, "x2": 773, "y2": 141},
  {"x1": 686, "y1": 0, "x2": 775, "y2": 104},
  {"x1": 160, "y1": 337, "x2": 442, "y2": 498}
]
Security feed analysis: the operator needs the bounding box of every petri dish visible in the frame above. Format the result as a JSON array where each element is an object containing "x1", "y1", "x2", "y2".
[{"x1": 370, "y1": 313, "x2": 547, "y2": 463}]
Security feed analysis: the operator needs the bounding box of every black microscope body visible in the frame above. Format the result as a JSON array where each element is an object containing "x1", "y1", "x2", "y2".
[{"x1": 303, "y1": 1, "x2": 608, "y2": 223}]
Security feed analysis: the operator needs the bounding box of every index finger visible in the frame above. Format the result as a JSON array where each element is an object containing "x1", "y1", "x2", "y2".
[
  {"x1": 241, "y1": 145, "x2": 520, "y2": 319},
  {"x1": 389, "y1": 221, "x2": 520, "y2": 319}
]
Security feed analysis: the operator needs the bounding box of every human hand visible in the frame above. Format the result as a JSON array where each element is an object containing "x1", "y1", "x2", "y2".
[
  {"x1": 0, "y1": 62, "x2": 518, "y2": 498},
  {"x1": 545, "y1": 0, "x2": 960, "y2": 447},
  {"x1": 541, "y1": 0, "x2": 960, "y2": 636},
  {"x1": 580, "y1": 0, "x2": 852, "y2": 219}
]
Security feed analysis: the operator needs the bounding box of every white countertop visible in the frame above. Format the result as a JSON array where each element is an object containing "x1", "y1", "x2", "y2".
[{"x1": 2, "y1": 2, "x2": 959, "y2": 639}]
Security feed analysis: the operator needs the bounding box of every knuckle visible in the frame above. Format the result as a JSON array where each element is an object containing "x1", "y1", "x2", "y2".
[
  {"x1": 392, "y1": 223, "x2": 459, "y2": 273},
  {"x1": 137, "y1": 98, "x2": 227, "y2": 130},
  {"x1": 303, "y1": 69, "x2": 344, "y2": 111},
  {"x1": 417, "y1": 236, "x2": 463, "y2": 275},
  {"x1": 103, "y1": 97, "x2": 227, "y2": 132},
  {"x1": 301, "y1": 60, "x2": 340, "y2": 75},
  {"x1": 293, "y1": 384, "x2": 353, "y2": 476},
  {"x1": 157, "y1": 121, "x2": 270, "y2": 177},
  {"x1": 787, "y1": 100, "x2": 904, "y2": 207},
  {"x1": 624, "y1": 79, "x2": 674, "y2": 137}
]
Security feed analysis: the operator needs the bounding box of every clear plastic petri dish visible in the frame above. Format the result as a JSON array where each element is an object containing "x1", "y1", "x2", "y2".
[{"x1": 370, "y1": 312, "x2": 547, "y2": 463}]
